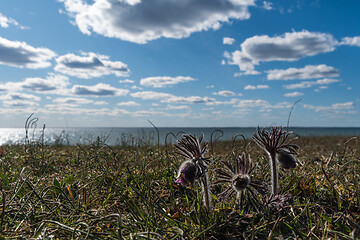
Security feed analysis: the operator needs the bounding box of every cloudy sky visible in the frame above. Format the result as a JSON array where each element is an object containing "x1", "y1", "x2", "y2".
[{"x1": 0, "y1": 0, "x2": 359, "y2": 127}]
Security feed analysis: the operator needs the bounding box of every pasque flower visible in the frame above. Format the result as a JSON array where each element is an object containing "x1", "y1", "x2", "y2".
[
  {"x1": 215, "y1": 153, "x2": 264, "y2": 208},
  {"x1": 175, "y1": 159, "x2": 197, "y2": 186},
  {"x1": 175, "y1": 134, "x2": 212, "y2": 209},
  {"x1": 252, "y1": 126, "x2": 299, "y2": 195}
]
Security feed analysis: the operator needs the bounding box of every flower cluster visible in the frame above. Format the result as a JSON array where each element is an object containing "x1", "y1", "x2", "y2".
[{"x1": 174, "y1": 127, "x2": 299, "y2": 211}]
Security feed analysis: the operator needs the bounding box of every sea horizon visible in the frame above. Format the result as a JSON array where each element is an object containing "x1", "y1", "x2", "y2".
[{"x1": 0, "y1": 126, "x2": 359, "y2": 146}]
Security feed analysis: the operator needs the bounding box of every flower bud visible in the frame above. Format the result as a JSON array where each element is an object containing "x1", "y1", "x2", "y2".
[
  {"x1": 176, "y1": 160, "x2": 197, "y2": 186},
  {"x1": 276, "y1": 151, "x2": 297, "y2": 169}
]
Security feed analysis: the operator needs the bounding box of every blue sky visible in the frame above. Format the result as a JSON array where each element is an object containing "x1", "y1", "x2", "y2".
[{"x1": 0, "y1": 0, "x2": 359, "y2": 127}]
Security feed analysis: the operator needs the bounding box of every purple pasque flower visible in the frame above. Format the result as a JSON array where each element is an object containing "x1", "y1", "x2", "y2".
[
  {"x1": 252, "y1": 126, "x2": 299, "y2": 195},
  {"x1": 277, "y1": 150, "x2": 298, "y2": 169},
  {"x1": 252, "y1": 127, "x2": 299, "y2": 158},
  {"x1": 175, "y1": 159, "x2": 197, "y2": 186},
  {"x1": 215, "y1": 153, "x2": 264, "y2": 203},
  {"x1": 174, "y1": 134, "x2": 211, "y2": 181},
  {"x1": 174, "y1": 134, "x2": 212, "y2": 209}
]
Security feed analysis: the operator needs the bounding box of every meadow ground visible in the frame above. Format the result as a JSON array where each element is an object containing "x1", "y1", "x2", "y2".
[{"x1": 0, "y1": 134, "x2": 359, "y2": 239}]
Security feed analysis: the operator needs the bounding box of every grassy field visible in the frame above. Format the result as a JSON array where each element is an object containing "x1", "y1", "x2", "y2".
[{"x1": 0, "y1": 132, "x2": 359, "y2": 239}]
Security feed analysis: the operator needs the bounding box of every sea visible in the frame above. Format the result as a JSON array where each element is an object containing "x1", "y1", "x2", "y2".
[{"x1": 0, "y1": 127, "x2": 359, "y2": 146}]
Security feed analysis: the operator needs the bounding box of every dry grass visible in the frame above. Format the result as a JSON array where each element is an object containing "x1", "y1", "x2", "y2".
[{"x1": 0, "y1": 134, "x2": 359, "y2": 239}]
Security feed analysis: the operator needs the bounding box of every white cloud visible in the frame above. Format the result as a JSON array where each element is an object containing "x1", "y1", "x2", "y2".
[
  {"x1": 94, "y1": 101, "x2": 108, "y2": 105},
  {"x1": 131, "y1": 110, "x2": 172, "y2": 117},
  {"x1": 0, "y1": 92, "x2": 41, "y2": 107},
  {"x1": 71, "y1": 83, "x2": 129, "y2": 96},
  {"x1": 41, "y1": 105, "x2": 126, "y2": 116},
  {"x1": 0, "y1": 82, "x2": 21, "y2": 92},
  {"x1": 0, "y1": 36, "x2": 56, "y2": 69},
  {"x1": 234, "y1": 70, "x2": 261, "y2": 76},
  {"x1": 0, "y1": 92, "x2": 40, "y2": 101},
  {"x1": 130, "y1": 85, "x2": 142, "y2": 90},
  {"x1": 166, "y1": 105, "x2": 191, "y2": 110},
  {"x1": 244, "y1": 85, "x2": 256, "y2": 90},
  {"x1": 262, "y1": 1, "x2": 273, "y2": 10},
  {"x1": 315, "y1": 78, "x2": 339, "y2": 85},
  {"x1": 304, "y1": 102, "x2": 355, "y2": 112},
  {"x1": 206, "y1": 98, "x2": 240, "y2": 106},
  {"x1": 22, "y1": 74, "x2": 70, "y2": 94},
  {"x1": 55, "y1": 52, "x2": 129, "y2": 79},
  {"x1": 223, "y1": 37, "x2": 235, "y2": 45},
  {"x1": 117, "y1": 101, "x2": 140, "y2": 106},
  {"x1": 119, "y1": 79, "x2": 135, "y2": 84},
  {"x1": 60, "y1": 0, "x2": 255, "y2": 44},
  {"x1": 140, "y1": 76, "x2": 195, "y2": 88},
  {"x1": 164, "y1": 96, "x2": 216, "y2": 105},
  {"x1": 212, "y1": 90, "x2": 236, "y2": 96},
  {"x1": 3, "y1": 100, "x2": 39, "y2": 107},
  {"x1": 130, "y1": 91, "x2": 174, "y2": 100},
  {"x1": 284, "y1": 91, "x2": 303, "y2": 97},
  {"x1": 267, "y1": 101, "x2": 293, "y2": 109},
  {"x1": 284, "y1": 78, "x2": 339, "y2": 89},
  {"x1": 0, "y1": 13, "x2": 21, "y2": 28},
  {"x1": 244, "y1": 84, "x2": 269, "y2": 90},
  {"x1": 225, "y1": 30, "x2": 337, "y2": 74},
  {"x1": 267, "y1": 64, "x2": 339, "y2": 80},
  {"x1": 131, "y1": 90, "x2": 216, "y2": 105},
  {"x1": 235, "y1": 99, "x2": 269, "y2": 108},
  {"x1": 0, "y1": 73, "x2": 70, "y2": 95},
  {"x1": 53, "y1": 97, "x2": 93, "y2": 105},
  {"x1": 341, "y1": 36, "x2": 360, "y2": 47}
]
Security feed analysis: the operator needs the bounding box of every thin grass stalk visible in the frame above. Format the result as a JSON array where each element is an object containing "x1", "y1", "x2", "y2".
[
  {"x1": 72, "y1": 222, "x2": 90, "y2": 240},
  {"x1": 286, "y1": 99, "x2": 301, "y2": 132},
  {"x1": 232, "y1": 134, "x2": 246, "y2": 155},
  {"x1": 148, "y1": 120, "x2": 159, "y2": 150},
  {"x1": 210, "y1": 129, "x2": 223, "y2": 155}
]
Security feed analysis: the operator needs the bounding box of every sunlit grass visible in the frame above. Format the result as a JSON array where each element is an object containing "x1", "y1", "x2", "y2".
[{"x1": 0, "y1": 133, "x2": 359, "y2": 239}]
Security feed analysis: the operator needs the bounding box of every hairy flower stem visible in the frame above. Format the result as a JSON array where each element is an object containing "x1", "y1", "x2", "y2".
[
  {"x1": 200, "y1": 172, "x2": 211, "y2": 210},
  {"x1": 269, "y1": 152, "x2": 279, "y2": 195},
  {"x1": 235, "y1": 191, "x2": 244, "y2": 210}
]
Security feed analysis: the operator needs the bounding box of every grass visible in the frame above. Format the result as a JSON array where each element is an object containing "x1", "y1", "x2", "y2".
[{"x1": 0, "y1": 133, "x2": 359, "y2": 239}]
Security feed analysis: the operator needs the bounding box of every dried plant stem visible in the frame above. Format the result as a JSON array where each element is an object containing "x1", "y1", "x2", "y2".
[
  {"x1": 269, "y1": 152, "x2": 279, "y2": 195},
  {"x1": 200, "y1": 172, "x2": 211, "y2": 210}
]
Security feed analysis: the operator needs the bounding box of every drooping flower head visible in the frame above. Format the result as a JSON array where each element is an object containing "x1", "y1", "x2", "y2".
[
  {"x1": 175, "y1": 159, "x2": 197, "y2": 186},
  {"x1": 214, "y1": 153, "x2": 264, "y2": 201},
  {"x1": 252, "y1": 127, "x2": 299, "y2": 169},
  {"x1": 174, "y1": 134, "x2": 211, "y2": 185},
  {"x1": 174, "y1": 134, "x2": 213, "y2": 209},
  {"x1": 252, "y1": 126, "x2": 299, "y2": 195}
]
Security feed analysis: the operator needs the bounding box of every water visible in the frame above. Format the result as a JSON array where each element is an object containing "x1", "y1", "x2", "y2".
[{"x1": 0, "y1": 127, "x2": 359, "y2": 146}]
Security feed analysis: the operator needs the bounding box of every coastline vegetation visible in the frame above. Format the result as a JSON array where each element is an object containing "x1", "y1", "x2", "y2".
[{"x1": 0, "y1": 121, "x2": 359, "y2": 239}]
